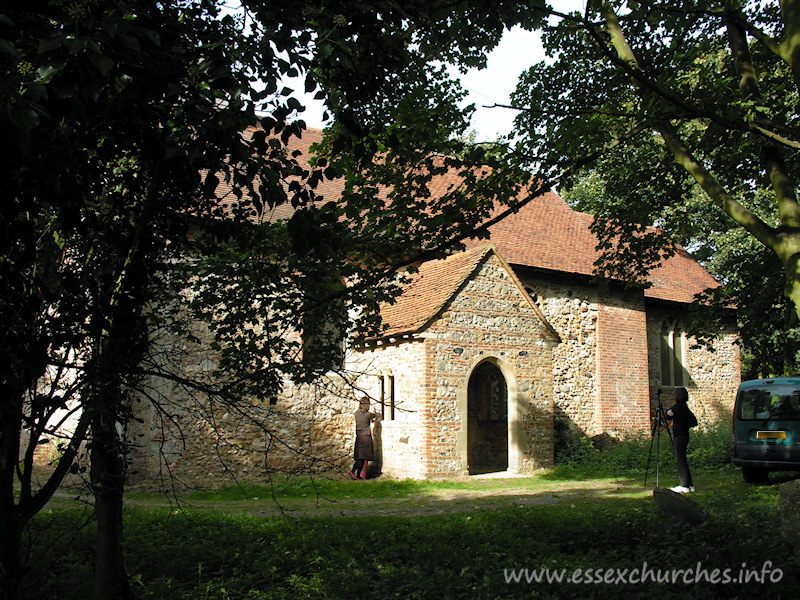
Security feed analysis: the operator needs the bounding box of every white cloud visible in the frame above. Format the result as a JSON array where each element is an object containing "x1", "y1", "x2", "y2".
[{"x1": 297, "y1": 1, "x2": 586, "y2": 140}]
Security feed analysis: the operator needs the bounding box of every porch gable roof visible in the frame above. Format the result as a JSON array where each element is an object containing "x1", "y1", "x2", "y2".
[{"x1": 377, "y1": 243, "x2": 560, "y2": 342}]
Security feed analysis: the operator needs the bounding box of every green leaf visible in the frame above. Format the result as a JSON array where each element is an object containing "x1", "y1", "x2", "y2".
[
  {"x1": 35, "y1": 65, "x2": 61, "y2": 84},
  {"x1": 87, "y1": 52, "x2": 115, "y2": 75}
]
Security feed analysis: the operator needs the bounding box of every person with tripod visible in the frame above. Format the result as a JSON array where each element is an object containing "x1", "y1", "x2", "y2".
[{"x1": 666, "y1": 387, "x2": 698, "y2": 493}]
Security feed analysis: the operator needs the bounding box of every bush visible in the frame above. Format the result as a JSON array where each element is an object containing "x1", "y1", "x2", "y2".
[
  {"x1": 553, "y1": 416, "x2": 732, "y2": 476},
  {"x1": 553, "y1": 418, "x2": 600, "y2": 467},
  {"x1": 689, "y1": 416, "x2": 733, "y2": 469}
]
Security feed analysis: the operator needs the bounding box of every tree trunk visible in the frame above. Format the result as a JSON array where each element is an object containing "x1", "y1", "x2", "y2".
[
  {"x1": 0, "y1": 505, "x2": 24, "y2": 600},
  {"x1": 0, "y1": 386, "x2": 25, "y2": 600},
  {"x1": 784, "y1": 250, "x2": 800, "y2": 325},
  {"x1": 90, "y1": 385, "x2": 132, "y2": 600}
]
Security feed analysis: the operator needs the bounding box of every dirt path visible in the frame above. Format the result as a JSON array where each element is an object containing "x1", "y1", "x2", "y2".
[{"x1": 103, "y1": 476, "x2": 652, "y2": 518}]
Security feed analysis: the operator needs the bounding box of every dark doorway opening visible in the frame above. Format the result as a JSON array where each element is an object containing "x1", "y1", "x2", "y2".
[{"x1": 467, "y1": 361, "x2": 509, "y2": 475}]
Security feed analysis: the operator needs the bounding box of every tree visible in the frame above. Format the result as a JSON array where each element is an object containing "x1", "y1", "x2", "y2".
[
  {"x1": 2, "y1": 1, "x2": 544, "y2": 598},
  {"x1": 1, "y1": 1, "x2": 321, "y2": 597},
  {"x1": 564, "y1": 169, "x2": 800, "y2": 378},
  {"x1": 509, "y1": 0, "x2": 800, "y2": 331}
]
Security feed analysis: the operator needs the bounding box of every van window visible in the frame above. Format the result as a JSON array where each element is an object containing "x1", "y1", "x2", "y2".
[{"x1": 737, "y1": 385, "x2": 800, "y2": 421}]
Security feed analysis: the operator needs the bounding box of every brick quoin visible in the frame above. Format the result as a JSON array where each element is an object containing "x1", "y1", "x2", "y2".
[
  {"x1": 596, "y1": 292, "x2": 651, "y2": 434},
  {"x1": 420, "y1": 339, "x2": 436, "y2": 477}
]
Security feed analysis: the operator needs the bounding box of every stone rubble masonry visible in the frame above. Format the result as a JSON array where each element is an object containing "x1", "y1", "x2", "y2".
[
  {"x1": 351, "y1": 253, "x2": 558, "y2": 478},
  {"x1": 127, "y1": 316, "x2": 356, "y2": 487},
  {"x1": 126, "y1": 253, "x2": 739, "y2": 487},
  {"x1": 129, "y1": 251, "x2": 558, "y2": 485},
  {"x1": 520, "y1": 276, "x2": 600, "y2": 435}
]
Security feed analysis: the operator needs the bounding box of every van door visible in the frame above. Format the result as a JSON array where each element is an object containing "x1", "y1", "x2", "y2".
[{"x1": 732, "y1": 379, "x2": 800, "y2": 483}]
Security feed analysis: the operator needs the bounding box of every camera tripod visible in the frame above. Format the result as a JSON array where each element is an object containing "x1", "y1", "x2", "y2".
[{"x1": 644, "y1": 388, "x2": 673, "y2": 488}]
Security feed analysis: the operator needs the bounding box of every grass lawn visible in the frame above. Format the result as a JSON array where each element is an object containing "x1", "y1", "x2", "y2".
[{"x1": 23, "y1": 465, "x2": 800, "y2": 599}]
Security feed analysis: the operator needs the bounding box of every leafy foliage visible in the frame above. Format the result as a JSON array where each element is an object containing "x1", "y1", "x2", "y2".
[
  {"x1": 511, "y1": 0, "x2": 800, "y2": 326},
  {"x1": 1, "y1": 0, "x2": 546, "y2": 597}
]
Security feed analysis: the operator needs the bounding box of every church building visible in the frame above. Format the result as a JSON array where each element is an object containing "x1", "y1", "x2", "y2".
[{"x1": 128, "y1": 129, "x2": 740, "y2": 484}]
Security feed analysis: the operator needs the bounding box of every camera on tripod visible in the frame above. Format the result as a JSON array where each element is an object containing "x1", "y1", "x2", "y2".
[{"x1": 644, "y1": 385, "x2": 673, "y2": 487}]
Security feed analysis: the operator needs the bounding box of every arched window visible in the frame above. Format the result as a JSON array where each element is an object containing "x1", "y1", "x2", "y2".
[
  {"x1": 660, "y1": 319, "x2": 685, "y2": 387},
  {"x1": 378, "y1": 371, "x2": 395, "y2": 421}
]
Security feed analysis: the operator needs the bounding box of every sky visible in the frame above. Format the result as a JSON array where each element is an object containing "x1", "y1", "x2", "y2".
[
  {"x1": 455, "y1": 26, "x2": 550, "y2": 142},
  {"x1": 297, "y1": 1, "x2": 586, "y2": 141}
]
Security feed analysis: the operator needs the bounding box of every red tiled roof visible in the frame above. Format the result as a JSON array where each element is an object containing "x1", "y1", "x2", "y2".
[
  {"x1": 379, "y1": 244, "x2": 494, "y2": 337},
  {"x1": 378, "y1": 243, "x2": 560, "y2": 340},
  {"x1": 472, "y1": 192, "x2": 719, "y2": 304},
  {"x1": 220, "y1": 126, "x2": 482, "y2": 224},
  {"x1": 644, "y1": 246, "x2": 720, "y2": 303},
  {"x1": 212, "y1": 127, "x2": 351, "y2": 223},
  {"x1": 470, "y1": 192, "x2": 599, "y2": 277},
  {"x1": 220, "y1": 126, "x2": 719, "y2": 307}
]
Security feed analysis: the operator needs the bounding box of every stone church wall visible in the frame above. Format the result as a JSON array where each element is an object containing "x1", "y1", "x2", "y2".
[
  {"x1": 127, "y1": 372, "x2": 357, "y2": 488},
  {"x1": 353, "y1": 254, "x2": 557, "y2": 478},
  {"x1": 126, "y1": 255, "x2": 738, "y2": 487},
  {"x1": 646, "y1": 306, "x2": 740, "y2": 427},
  {"x1": 517, "y1": 276, "x2": 601, "y2": 435},
  {"x1": 127, "y1": 320, "x2": 359, "y2": 488},
  {"x1": 516, "y1": 274, "x2": 737, "y2": 441},
  {"x1": 129, "y1": 253, "x2": 557, "y2": 484}
]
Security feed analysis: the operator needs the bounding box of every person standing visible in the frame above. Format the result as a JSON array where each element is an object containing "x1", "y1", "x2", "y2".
[
  {"x1": 351, "y1": 397, "x2": 378, "y2": 480},
  {"x1": 666, "y1": 386, "x2": 698, "y2": 493}
]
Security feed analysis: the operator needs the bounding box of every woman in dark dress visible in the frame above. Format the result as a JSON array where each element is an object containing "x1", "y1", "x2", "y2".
[{"x1": 351, "y1": 397, "x2": 377, "y2": 480}]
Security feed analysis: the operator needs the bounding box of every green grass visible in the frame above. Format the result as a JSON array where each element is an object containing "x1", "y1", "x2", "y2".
[
  {"x1": 180, "y1": 475, "x2": 477, "y2": 502},
  {"x1": 19, "y1": 422, "x2": 800, "y2": 599},
  {"x1": 22, "y1": 464, "x2": 800, "y2": 600}
]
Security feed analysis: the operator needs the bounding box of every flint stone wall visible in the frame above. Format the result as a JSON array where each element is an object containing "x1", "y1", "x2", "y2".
[
  {"x1": 645, "y1": 305, "x2": 739, "y2": 425},
  {"x1": 128, "y1": 376, "x2": 355, "y2": 487},
  {"x1": 129, "y1": 253, "x2": 557, "y2": 485},
  {"x1": 517, "y1": 276, "x2": 600, "y2": 435},
  {"x1": 352, "y1": 254, "x2": 557, "y2": 478}
]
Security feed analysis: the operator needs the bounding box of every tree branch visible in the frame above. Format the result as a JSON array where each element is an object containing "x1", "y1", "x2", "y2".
[
  {"x1": 581, "y1": 2, "x2": 800, "y2": 150},
  {"x1": 724, "y1": 5, "x2": 800, "y2": 230},
  {"x1": 597, "y1": 0, "x2": 781, "y2": 255},
  {"x1": 657, "y1": 120, "x2": 779, "y2": 251}
]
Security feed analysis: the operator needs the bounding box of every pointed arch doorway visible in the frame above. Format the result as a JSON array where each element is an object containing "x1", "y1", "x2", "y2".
[{"x1": 467, "y1": 361, "x2": 509, "y2": 475}]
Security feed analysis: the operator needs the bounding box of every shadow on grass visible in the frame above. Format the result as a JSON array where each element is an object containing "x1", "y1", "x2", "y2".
[
  {"x1": 27, "y1": 468, "x2": 800, "y2": 600},
  {"x1": 47, "y1": 465, "x2": 783, "y2": 521}
]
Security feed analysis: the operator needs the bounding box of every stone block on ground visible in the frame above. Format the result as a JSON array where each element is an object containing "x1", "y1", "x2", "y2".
[
  {"x1": 780, "y1": 478, "x2": 800, "y2": 545},
  {"x1": 653, "y1": 487, "x2": 705, "y2": 526}
]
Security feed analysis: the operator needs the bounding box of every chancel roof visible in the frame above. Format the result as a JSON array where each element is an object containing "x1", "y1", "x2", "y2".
[
  {"x1": 471, "y1": 192, "x2": 719, "y2": 305},
  {"x1": 219, "y1": 126, "x2": 719, "y2": 313}
]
